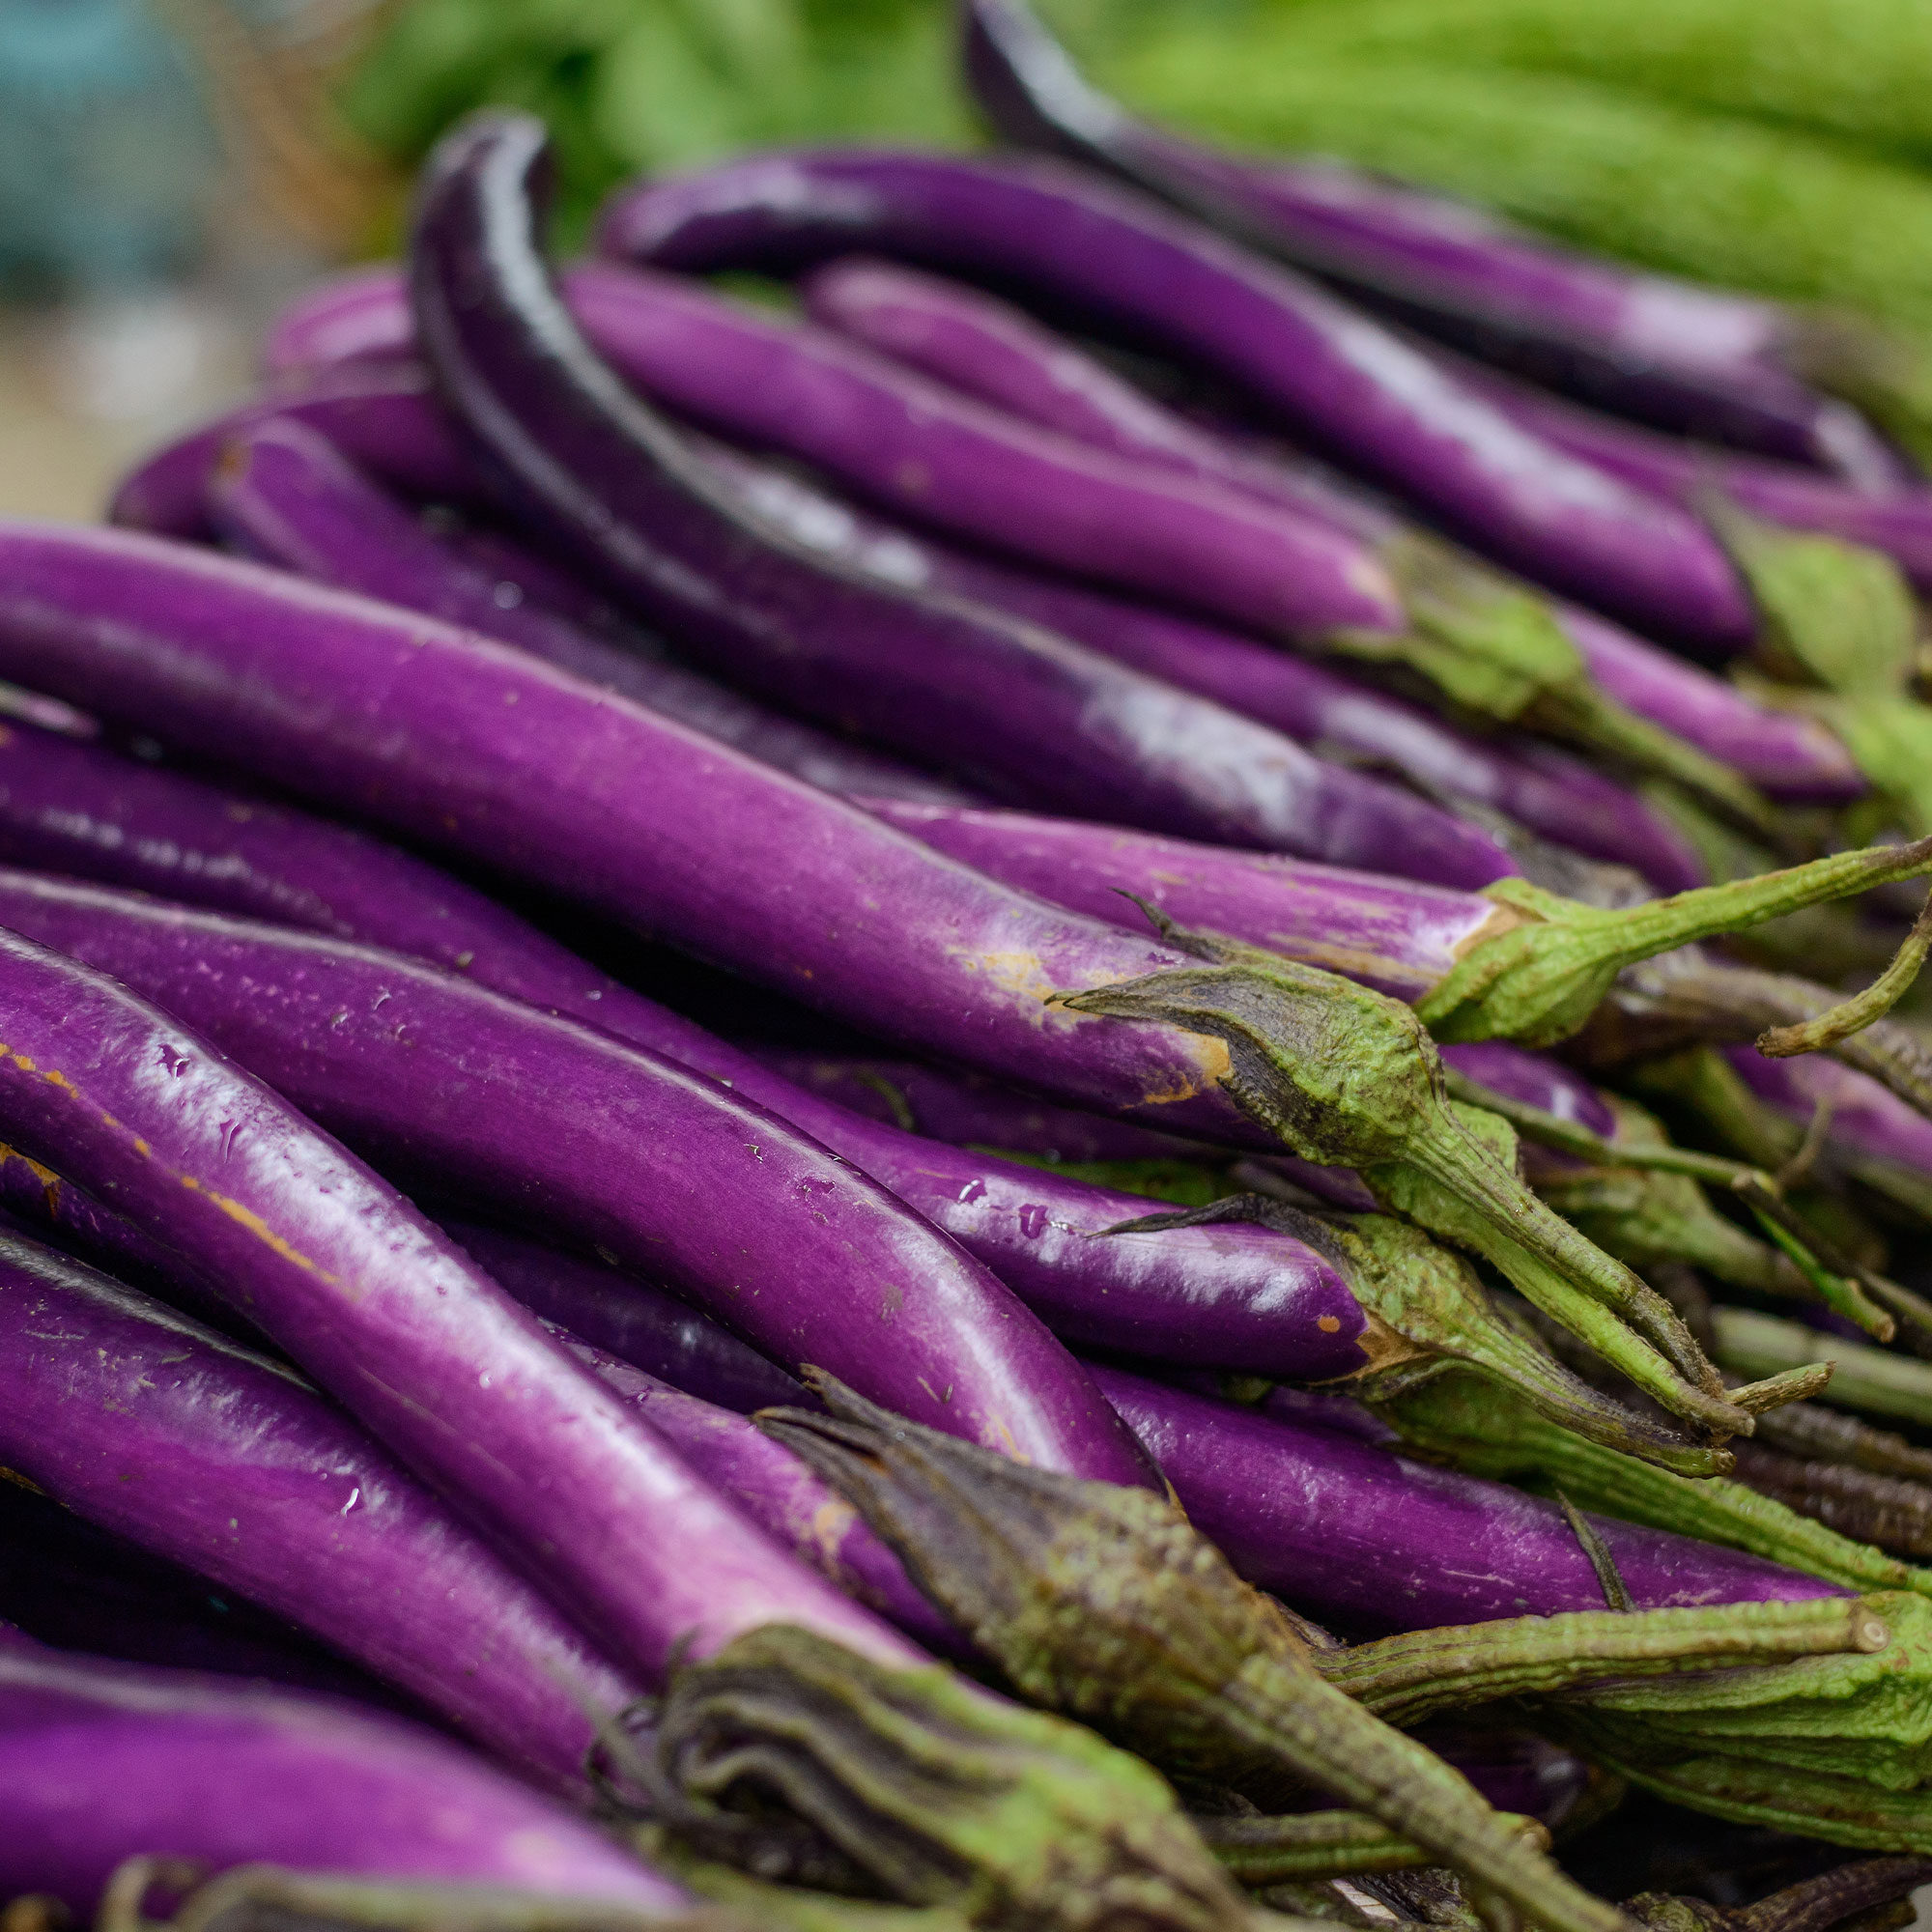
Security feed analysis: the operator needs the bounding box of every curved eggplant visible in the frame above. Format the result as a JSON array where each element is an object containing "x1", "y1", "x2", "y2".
[
  {"x1": 0, "y1": 1226, "x2": 642, "y2": 1789},
  {"x1": 596, "y1": 147, "x2": 1757, "y2": 649}
]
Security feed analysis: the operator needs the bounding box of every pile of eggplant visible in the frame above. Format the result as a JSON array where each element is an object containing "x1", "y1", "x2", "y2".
[{"x1": 15, "y1": 5, "x2": 1932, "y2": 1929}]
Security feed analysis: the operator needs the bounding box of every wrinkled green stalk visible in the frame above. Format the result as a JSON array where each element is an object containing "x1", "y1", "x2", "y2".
[
  {"x1": 1194, "y1": 1809, "x2": 1504, "y2": 1886},
  {"x1": 1485, "y1": 1086, "x2": 1895, "y2": 1339},
  {"x1": 1058, "y1": 933, "x2": 1770, "y2": 1438},
  {"x1": 1761, "y1": 895, "x2": 1932, "y2": 1061},
  {"x1": 1601, "y1": 955, "x2": 1932, "y2": 1136},
  {"x1": 757, "y1": 1376, "x2": 1629, "y2": 1932},
  {"x1": 1108, "y1": 1195, "x2": 1732, "y2": 1475},
  {"x1": 1627, "y1": 1849, "x2": 1932, "y2": 1932},
  {"x1": 1618, "y1": 1045, "x2": 1928, "y2": 1248},
  {"x1": 1333, "y1": 531, "x2": 1776, "y2": 837},
  {"x1": 1714, "y1": 1308, "x2": 1932, "y2": 1429},
  {"x1": 1546, "y1": 1590, "x2": 1932, "y2": 1808},
  {"x1": 1319, "y1": 1598, "x2": 1884, "y2": 1728},
  {"x1": 1552, "y1": 1727, "x2": 1932, "y2": 1856},
  {"x1": 1416, "y1": 835, "x2": 1932, "y2": 1048},
  {"x1": 1378, "y1": 1371, "x2": 1932, "y2": 1602}
]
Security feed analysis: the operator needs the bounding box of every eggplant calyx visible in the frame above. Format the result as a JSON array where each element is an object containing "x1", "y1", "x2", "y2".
[
  {"x1": 1416, "y1": 836, "x2": 1932, "y2": 1051},
  {"x1": 1118, "y1": 1194, "x2": 1729, "y2": 1476},
  {"x1": 757, "y1": 1374, "x2": 1633, "y2": 1932},
  {"x1": 1318, "y1": 1597, "x2": 1885, "y2": 1731},
  {"x1": 603, "y1": 1621, "x2": 1249, "y2": 1932},
  {"x1": 1057, "y1": 939, "x2": 1757, "y2": 1438}
]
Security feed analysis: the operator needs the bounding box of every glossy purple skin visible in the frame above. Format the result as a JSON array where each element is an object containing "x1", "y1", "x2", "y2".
[
  {"x1": 1093, "y1": 1366, "x2": 1844, "y2": 1630},
  {"x1": 557, "y1": 261, "x2": 1411, "y2": 642},
  {"x1": 0, "y1": 1229, "x2": 640, "y2": 1788},
  {"x1": 264, "y1": 259, "x2": 1408, "y2": 640},
  {"x1": 0, "y1": 875, "x2": 1151, "y2": 1487},
  {"x1": 598, "y1": 150, "x2": 1758, "y2": 649},
  {"x1": 0, "y1": 917, "x2": 911, "y2": 1682},
  {"x1": 960, "y1": 0, "x2": 1905, "y2": 486},
  {"x1": 444, "y1": 1219, "x2": 807, "y2": 1414},
  {"x1": 210, "y1": 417, "x2": 968, "y2": 809},
  {"x1": 0, "y1": 525, "x2": 1276, "y2": 1150},
  {"x1": 0, "y1": 724, "x2": 1366, "y2": 1381},
  {"x1": 0, "y1": 1134, "x2": 235, "y2": 1333},
  {"x1": 1727, "y1": 1047, "x2": 1932, "y2": 1187},
  {"x1": 573, "y1": 1344, "x2": 960, "y2": 1654},
  {"x1": 864, "y1": 797, "x2": 1495, "y2": 1001},
  {"x1": 109, "y1": 359, "x2": 474, "y2": 542},
  {"x1": 411, "y1": 128, "x2": 1519, "y2": 896},
  {"x1": 0, "y1": 1644, "x2": 685, "y2": 1917},
  {"x1": 799, "y1": 255, "x2": 1863, "y2": 800},
  {"x1": 867, "y1": 538, "x2": 1702, "y2": 890},
  {"x1": 1479, "y1": 373, "x2": 1932, "y2": 599},
  {"x1": 1438, "y1": 1039, "x2": 1620, "y2": 1140},
  {"x1": 1557, "y1": 603, "x2": 1862, "y2": 799}
]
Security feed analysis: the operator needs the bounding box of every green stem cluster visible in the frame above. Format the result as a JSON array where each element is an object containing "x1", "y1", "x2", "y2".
[
  {"x1": 758, "y1": 1376, "x2": 1631, "y2": 1932},
  {"x1": 1060, "y1": 931, "x2": 1781, "y2": 1440},
  {"x1": 1378, "y1": 1371, "x2": 1932, "y2": 1602}
]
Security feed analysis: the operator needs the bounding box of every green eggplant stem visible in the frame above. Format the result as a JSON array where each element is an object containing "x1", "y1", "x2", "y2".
[
  {"x1": 1541, "y1": 1590, "x2": 1932, "y2": 1833},
  {"x1": 1105, "y1": 1196, "x2": 1732, "y2": 1476},
  {"x1": 1605, "y1": 958, "x2": 1932, "y2": 1131},
  {"x1": 1316, "y1": 1598, "x2": 1886, "y2": 1730},
  {"x1": 1416, "y1": 836, "x2": 1932, "y2": 1049},
  {"x1": 1192, "y1": 1807, "x2": 1534, "y2": 1885},
  {"x1": 1759, "y1": 893, "x2": 1932, "y2": 1060},
  {"x1": 1345, "y1": 531, "x2": 1776, "y2": 838},
  {"x1": 1378, "y1": 1372, "x2": 1932, "y2": 1603},
  {"x1": 758, "y1": 1374, "x2": 1632, "y2": 1932},
  {"x1": 1713, "y1": 1308, "x2": 1932, "y2": 1430},
  {"x1": 1058, "y1": 926, "x2": 1776, "y2": 1442},
  {"x1": 1634, "y1": 1850, "x2": 1932, "y2": 1932}
]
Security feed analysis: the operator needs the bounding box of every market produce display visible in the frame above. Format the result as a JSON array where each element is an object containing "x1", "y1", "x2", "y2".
[{"x1": 18, "y1": 1, "x2": 1932, "y2": 1924}]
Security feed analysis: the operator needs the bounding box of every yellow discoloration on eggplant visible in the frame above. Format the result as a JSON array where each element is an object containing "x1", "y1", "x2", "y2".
[
  {"x1": 1136, "y1": 1034, "x2": 1235, "y2": 1107},
  {"x1": 0, "y1": 1043, "x2": 345, "y2": 1288}
]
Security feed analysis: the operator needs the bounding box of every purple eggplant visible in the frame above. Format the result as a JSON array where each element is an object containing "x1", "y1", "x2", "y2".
[
  {"x1": 1090, "y1": 1367, "x2": 1861, "y2": 1630},
  {"x1": 409, "y1": 127, "x2": 1529, "y2": 895},
  {"x1": 0, "y1": 919, "x2": 917, "y2": 1681},
  {"x1": 209, "y1": 417, "x2": 971, "y2": 810},
  {"x1": 442, "y1": 1219, "x2": 806, "y2": 1414},
  {"x1": 796, "y1": 253, "x2": 1863, "y2": 800},
  {"x1": 0, "y1": 522, "x2": 1861, "y2": 1430},
  {"x1": 0, "y1": 1640, "x2": 688, "y2": 1918},
  {"x1": 0, "y1": 522, "x2": 1295, "y2": 1151},
  {"x1": 299, "y1": 254, "x2": 1774, "y2": 832},
  {"x1": 0, "y1": 725, "x2": 1397, "y2": 1389},
  {"x1": 1476, "y1": 363, "x2": 1932, "y2": 595},
  {"x1": 567, "y1": 1338, "x2": 959, "y2": 1653},
  {"x1": 861, "y1": 795, "x2": 1932, "y2": 1065},
  {"x1": 0, "y1": 916, "x2": 1262, "y2": 1925},
  {"x1": 0, "y1": 870, "x2": 1151, "y2": 1486},
  {"x1": 0, "y1": 1225, "x2": 643, "y2": 1789},
  {"x1": 0, "y1": 726, "x2": 1776, "y2": 1446},
  {"x1": 597, "y1": 148, "x2": 1760, "y2": 651},
  {"x1": 959, "y1": 0, "x2": 1918, "y2": 486},
  {"x1": 110, "y1": 358, "x2": 474, "y2": 542}
]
